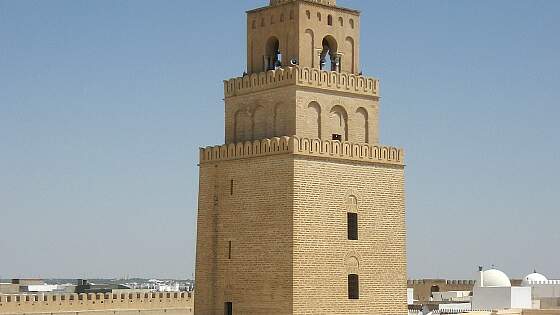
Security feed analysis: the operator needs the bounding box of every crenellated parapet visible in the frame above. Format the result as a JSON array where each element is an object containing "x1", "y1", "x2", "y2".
[
  {"x1": 0, "y1": 292, "x2": 193, "y2": 314},
  {"x1": 270, "y1": 0, "x2": 336, "y2": 7},
  {"x1": 200, "y1": 136, "x2": 403, "y2": 166},
  {"x1": 224, "y1": 67, "x2": 379, "y2": 98}
]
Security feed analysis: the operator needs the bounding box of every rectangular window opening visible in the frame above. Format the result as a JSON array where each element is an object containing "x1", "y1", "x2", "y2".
[
  {"x1": 347, "y1": 212, "x2": 358, "y2": 240},
  {"x1": 348, "y1": 274, "x2": 360, "y2": 299},
  {"x1": 228, "y1": 241, "x2": 232, "y2": 260},
  {"x1": 225, "y1": 302, "x2": 233, "y2": 315},
  {"x1": 230, "y1": 179, "x2": 234, "y2": 195}
]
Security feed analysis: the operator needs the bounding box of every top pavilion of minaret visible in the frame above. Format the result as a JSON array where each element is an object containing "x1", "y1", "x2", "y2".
[{"x1": 246, "y1": 0, "x2": 361, "y2": 75}]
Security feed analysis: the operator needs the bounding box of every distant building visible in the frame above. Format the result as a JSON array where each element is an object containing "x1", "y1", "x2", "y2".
[
  {"x1": 520, "y1": 271, "x2": 560, "y2": 309},
  {"x1": 472, "y1": 267, "x2": 532, "y2": 310}
]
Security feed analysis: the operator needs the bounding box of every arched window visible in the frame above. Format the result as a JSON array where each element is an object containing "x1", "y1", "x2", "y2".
[
  {"x1": 321, "y1": 36, "x2": 339, "y2": 71},
  {"x1": 327, "y1": 15, "x2": 333, "y2": 26},
  {"x1": 280, "y1": 14, "x2": 284, "y2": 22},
  {"x1": 306, "y1": 10, "x2": 311, "y2": 19},
  {"x1": 317, "y1": 12, "x2": 322, "y2": 21},
  {"x1": 265, "y1": 37, "x2": 281, "y2": 71},
  {"x1": 290, "y1": 10, "x2": 294, "y2": 20},
  {"x1": 339, "y1": 17, "x2": 344, "y2": 26},
  {"x1": 270, "y1": 15, "x2": 275, "y2": 24},
  {"x1": 329, "y1": 105, "x2": 348, "y2": 141},
  {"x1": 252, "y1": 20, "x2": 256, "y2": 29},
  {"x1": 349, "y1": 19, "x2": 355, "y2": 29},
  {"x1": 261, "y1": 18, "x2": 265, "y2": 27},
  {"x1": 347, "y1": 195, "x2": 358, "y2": 240}
]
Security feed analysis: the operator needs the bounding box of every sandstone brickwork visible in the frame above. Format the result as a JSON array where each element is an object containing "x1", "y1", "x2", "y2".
[{"x1": 195, "y1": 0, "x2": 407, "y2": 314}]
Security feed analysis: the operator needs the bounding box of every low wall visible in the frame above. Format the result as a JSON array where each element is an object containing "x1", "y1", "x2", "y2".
[{"x1": 0, "y1": 292, "x2": 193, "y2": 315}]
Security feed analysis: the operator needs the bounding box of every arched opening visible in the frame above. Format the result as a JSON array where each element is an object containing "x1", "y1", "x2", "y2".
[
  {"x1": 265, "y1": 36, "x2": 281, "y2": 71},
  {"x1": 347, "y1": 195, "x2": 358, "y2": 212},
  {"x1": 329, "y1": 105, "x2": 348, "y2": 141},
  {"x1": 339, "y1": 17, "x2": 344, "y2": 26},
  {"x1": 355, "y1": 107, "x2": 369, "y2": 143},
  {"x1": 306, "y1": 10, "x2": 311, "y2": 19},
  {"x1": 327, "y1": 15, "x2": 333, "y2": 26},
  {"x1": 349, "y1": 19, "x2": 355, "y2": 29},
  {"x1": 317, "y1": 12, "x2": 322, "y2": 21},
  {"x1": 307, "y1": 102, "x2": 321, "y2": 139},
  {"x1": 321, "y1": 36, "x2": 339, "y2": 72}
]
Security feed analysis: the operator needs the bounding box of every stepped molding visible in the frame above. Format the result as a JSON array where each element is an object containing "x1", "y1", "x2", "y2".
[
  {"x1": 200, "y1": 136, "x2": 403, "y2": 166},
  {"x1": 224, "y1": 67, "x2": 379, "y2": 98}
]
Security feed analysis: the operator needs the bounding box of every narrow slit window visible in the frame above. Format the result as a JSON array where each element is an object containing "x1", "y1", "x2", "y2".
[
  {"x1": 228, "y1": 241, "x2": 232, "y2": 259},
  {"x1": 230, "y1": 179, "x2": 234, "y2": 195},
  {"x1": 347, "y1": 212, "x2": 358, "y2": 240},
  {"x1": 225, "y1": 302, "x2": 233, "y2": 315},
  {"x1": 348, "y1": 274, "x2": 359, "y2": 299}
]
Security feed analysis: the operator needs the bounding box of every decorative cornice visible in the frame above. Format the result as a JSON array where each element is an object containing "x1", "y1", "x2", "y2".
[
  {"x1": 224, "y1": 67, "x2": 379, "y2": 98},
  {"x1": 200, "y1": 136, "x2": 404, "y2": 166}
]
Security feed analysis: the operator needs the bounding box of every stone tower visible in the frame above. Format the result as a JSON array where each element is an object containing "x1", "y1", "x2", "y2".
[{"x1": 195, "y1": 0, "x2": 407, "y2": 314}]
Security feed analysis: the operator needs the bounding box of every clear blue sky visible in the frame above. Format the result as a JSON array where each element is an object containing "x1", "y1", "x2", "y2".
[{"x1": 1, "y1": 0, "x2": 559, "y2": 280}]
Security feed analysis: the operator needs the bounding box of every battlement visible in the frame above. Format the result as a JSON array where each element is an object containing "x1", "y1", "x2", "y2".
[
  {"x1": 408, "y1": 279, "x2": 477, "y2": 285},
  {"x1": 224, "y1": 67, "x2": 379, "y2": 98},
  {"x1": 270, "y1": 0, "x2": 336, "y2": 6},
  {"x1": 200, "y1": 136, "x2": 403, "y2": 166},
  {"x1": 0, "y1": 292, "x2": 193, "y2": 314},
  {"x1": 526, "y1": 280, "x2": 560, "y2": 285}
]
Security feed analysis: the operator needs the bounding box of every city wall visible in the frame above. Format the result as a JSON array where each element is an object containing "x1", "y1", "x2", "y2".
[{"x1": 0, "y1": 292, "x2": 193, "y2": 315}]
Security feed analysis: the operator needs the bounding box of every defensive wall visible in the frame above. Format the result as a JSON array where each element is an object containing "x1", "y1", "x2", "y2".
[
  {"x1": 0, "y1": 292, "x2": 193, "y2": 315},
  {"x1": 199, "y1": 136, "x2": 403, "y2": 166},
  {"x1": 224, "y1": 66, "x2": 379, "y2": 98},
  {"x1": 408, "y1": 279, "x2": 477, "y2": 305}
]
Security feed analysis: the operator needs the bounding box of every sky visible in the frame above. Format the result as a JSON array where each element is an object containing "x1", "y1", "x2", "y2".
[{"x1": 0, "y1": 0, "x2": 559, "y2": 280}]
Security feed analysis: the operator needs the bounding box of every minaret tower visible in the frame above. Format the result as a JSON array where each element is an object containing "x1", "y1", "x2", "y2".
[{"x1": 195, "y1": 0, "x2": 407, "y2": 314}]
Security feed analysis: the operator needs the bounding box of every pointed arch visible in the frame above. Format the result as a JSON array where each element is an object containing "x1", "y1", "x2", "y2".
[{"x1": 329, "y1": 105, "x2": 348, "y2": 141}]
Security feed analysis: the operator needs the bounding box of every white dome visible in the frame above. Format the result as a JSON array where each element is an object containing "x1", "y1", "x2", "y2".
[
  {"x1": 478, "y1": 269, "x2": 511, "y2": 287},
  {"x1": 522, "y1": 272, "x2": 548, "y2": 286}
]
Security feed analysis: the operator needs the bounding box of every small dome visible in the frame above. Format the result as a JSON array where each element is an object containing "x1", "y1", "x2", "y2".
[
  {"x1": 478, "y1": 269, "x2": 511, "y2": 287},
  {"x1": 522, "y1": 272, "x2": 548, "y2": 286}
]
